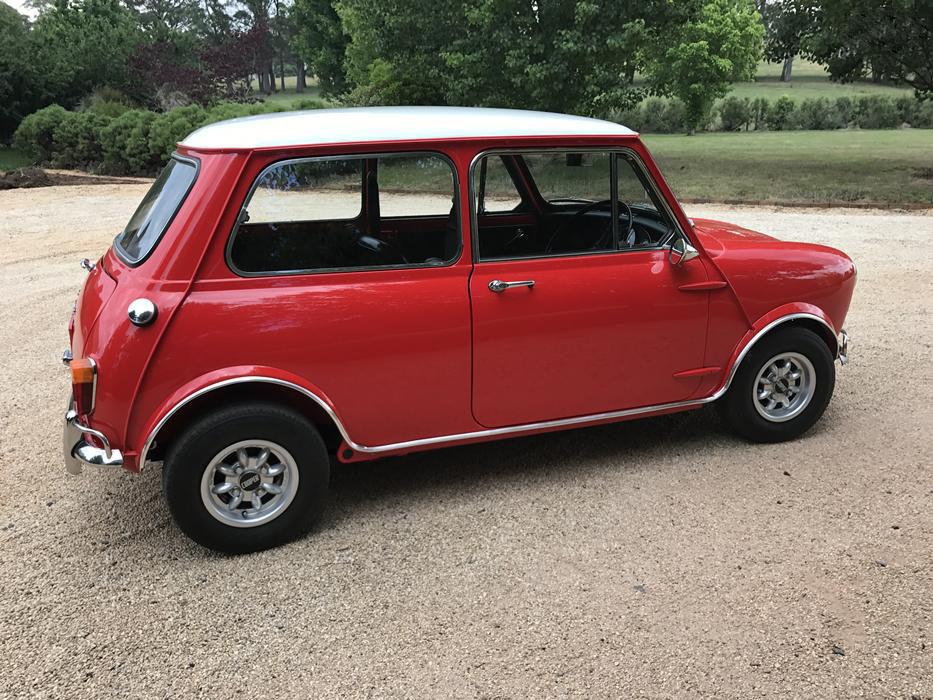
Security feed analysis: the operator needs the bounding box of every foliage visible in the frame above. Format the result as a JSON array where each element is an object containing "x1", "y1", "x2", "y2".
[
  {"x1": 28, "y1": 0, "x2": 142, "y2": 107},
  {"x1": 647, "y1": 0, "x2": 764, "y2": 132},
  {"x1": 854, "y1": 95, "x2": 899, "y2": 129},
  {"x1": 291, "y1": 0, "x2": 349, "y2": 97},
  {"x1": 0, "y1": 2, "x2": 39, "y2": 141},
  {"x1": 805, "y1": 0, "x2": 933, "y2": 100},
  {"x1": 12, "y1": 100, "x2": 326, "y2": 175},
  {"x1": 12, "y1": 105, "x2": 70, "y2": 162},
  {"x1": 719, "y1": 96, "x2": 752, "y2": 130},
  {"x1": 761, "y1": 1, "x2": 815, "y2": 79},
  {"x1": 766, "y1": 95, "x2": 797, "y2": 130}
]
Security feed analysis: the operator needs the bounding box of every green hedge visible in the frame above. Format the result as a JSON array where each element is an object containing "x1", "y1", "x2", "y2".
[
  {"x1": 12, "y1": 98, "x2": 328, "y2": 175},
  {"x1": 614, "y1": 94, "x2": 933, "y2": 134}
]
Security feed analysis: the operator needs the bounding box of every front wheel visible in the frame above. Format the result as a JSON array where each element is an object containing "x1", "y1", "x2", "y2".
[
  {"x1": 718, "y1": 326, "x2": 835, "y2": 443},
  {"x1": 163, "y1": 402, "x2": 329, "y2": 553}
]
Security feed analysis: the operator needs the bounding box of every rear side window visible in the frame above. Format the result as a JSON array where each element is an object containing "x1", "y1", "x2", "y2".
[
  {"x1": 229, "y1": 153, "x2": 459, "y2": 275},
  {"x1": 115, "y1": 156, "x2": 197, "y2": 264}
]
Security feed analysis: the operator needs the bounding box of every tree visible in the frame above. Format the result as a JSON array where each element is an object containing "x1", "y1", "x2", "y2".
[
  {"x1": 28, "y1": 0, "x2": 142, "y2": 107},
  {"x1": 0, "y1": 2, "x2": 39, "y2": 140},
  {"x1": 291, "y1": 0, "x2": 350, "y2": 97},
  {"x1": 647, "y1": 0, "x2": 763, "y2": 132},
  {"x1": 761, "y1": 1, "x2": 816, "y2": 81},
  {"x1": 806, "y1": 0, "x2": 933, "y2": 99}
]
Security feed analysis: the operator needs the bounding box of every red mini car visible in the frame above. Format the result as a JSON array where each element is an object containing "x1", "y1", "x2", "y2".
[{"x1": 63, "y1": 107, "x2": 855, "y2": 552}]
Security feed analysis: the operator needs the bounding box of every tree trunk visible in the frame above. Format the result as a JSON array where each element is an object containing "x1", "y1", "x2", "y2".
[
  {"x1": 268, "y1": 66, "x2": 276, "y2": 92},
  {"x1": 780, "y1": 56, "x2": 794, "y2": 82},
  {"x1": 279, "y1": 56, "x2": 285, "y2": 91},
  {"x1": 296, "y1": 60, "x2": 306, "y2": 93}
]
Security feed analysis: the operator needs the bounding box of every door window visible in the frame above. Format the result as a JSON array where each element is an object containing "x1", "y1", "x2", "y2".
[
  {"x1": 229, "y1": 153, "x2": 459, "y2": 275},
  {"x1": 472, "y1": 150, "x2": 676, "y2": 261}
]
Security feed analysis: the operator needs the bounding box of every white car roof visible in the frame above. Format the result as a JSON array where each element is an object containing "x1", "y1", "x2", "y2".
[{"x1": 181, "y1": 106, "x2": 636, "y2": 150}]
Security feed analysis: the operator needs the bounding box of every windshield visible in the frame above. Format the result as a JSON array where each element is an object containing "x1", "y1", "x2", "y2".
[{"x1": 115, "y1": 157, "x2": 197, "y2": 264}]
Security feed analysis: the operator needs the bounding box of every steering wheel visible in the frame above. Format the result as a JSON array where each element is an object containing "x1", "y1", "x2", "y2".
[
  {"x1": 357, "y1": 235, "x2": 409, "y2": 265},
  {"x1": 545, "y1": 199, "x2": 634, "y2": 254}
]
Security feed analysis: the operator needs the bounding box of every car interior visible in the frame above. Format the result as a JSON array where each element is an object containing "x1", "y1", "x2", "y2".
[{"x1": 229, "y1": 151, "x2": 677, "y2": 274}]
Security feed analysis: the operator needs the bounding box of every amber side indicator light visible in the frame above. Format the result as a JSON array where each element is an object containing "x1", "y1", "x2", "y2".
[{"x1": 71, "y1": 357, "x2": 97, "y2": 415}]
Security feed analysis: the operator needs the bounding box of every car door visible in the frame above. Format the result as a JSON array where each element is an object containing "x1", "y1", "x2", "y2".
[{"x1": 470, "y1": 149, "x2": 711, "y2": 428}]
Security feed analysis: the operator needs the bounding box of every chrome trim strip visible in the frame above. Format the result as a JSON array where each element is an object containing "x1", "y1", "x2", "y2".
[{"x1": 140, "y1": 313, "x2": 835, "y2": 467}]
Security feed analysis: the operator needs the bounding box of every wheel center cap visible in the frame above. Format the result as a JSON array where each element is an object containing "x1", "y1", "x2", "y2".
[
  {"x1": 238, "y1": 471, "x2": 261, "y2": 491},
  {"x1": 775, "y1": 378, "x2": 790, "y2": 393}
]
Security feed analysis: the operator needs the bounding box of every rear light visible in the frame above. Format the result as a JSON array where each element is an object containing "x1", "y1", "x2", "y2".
[{"x1": 71, "y1": 357, "x2": 97, "y2": 415}]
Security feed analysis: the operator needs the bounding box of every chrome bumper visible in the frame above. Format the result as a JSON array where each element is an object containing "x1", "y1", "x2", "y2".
[
  {"x1": 838, "y1": 329, "x2": 850, "y2": 366},
  {"x1": 63, "y1": 401, "x2": 123, "y2": 475}
]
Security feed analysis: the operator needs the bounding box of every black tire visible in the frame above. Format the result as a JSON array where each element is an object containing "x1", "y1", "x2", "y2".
[
  {"x1": 718, "y1": 326, "x2": 835, "y2": 443},
  {"x1": 162, "y1": 402, "x2": 329, "y2": 554}
]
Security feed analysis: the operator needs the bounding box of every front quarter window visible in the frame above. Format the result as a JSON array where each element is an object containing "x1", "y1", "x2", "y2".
[{"x1": 115, "y1": 156, "x2": 197, "y2": 264}]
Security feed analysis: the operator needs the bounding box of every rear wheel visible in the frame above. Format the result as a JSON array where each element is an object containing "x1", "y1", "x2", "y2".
[
  {"x1": 163, "y1": 402, "x2": 329, "y2": 553},
  {"x1": 718, "y1": 327, "x2": 835, "y2": 443}
]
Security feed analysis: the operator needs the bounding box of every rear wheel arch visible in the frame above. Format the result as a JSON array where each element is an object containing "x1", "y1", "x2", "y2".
[{"x1": 142, "y1": 379, "x2": 344, "y2": 467}]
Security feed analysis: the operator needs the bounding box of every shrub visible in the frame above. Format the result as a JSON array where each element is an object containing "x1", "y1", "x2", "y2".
[
  {"x1": 147, "y1": 104, "x2": 207, "y2": 162},
  {"x1": 639, "y1": 97, "x2": 687, "y2": 134},
  {"x1": 12, "y1": 105, "x2": 69, "y2": 162},
  {"x1": 893, "y1": 96, "x2": 919, "y2": 125},
  {"x1": 100, "y1": 109, "x2": 158, "y2": 174},
  {"x1": 749, "y1": 97, "x2": 769, "y2": 130},
  {"x1": 719, "y1": 96, "x2": 751, "y2": 131},
  {"x1": 51, "y1": 111, "x2": 112, "y2": 167},
  {"x1": 914, "y1": 100, "x2": 933, "y2": 128},
  {"x1": 766, "y1": 96, "x2": 796, "y2": 131},
  {"x1": 834, "y1": 96, "x2": 856, "y2": 125},
  {"x1": 794, "y1": 98, "x2": 845, "y2": 130},
  {"x1": 79, "y1": 87, "x2": 135, "y2": 119},
  {"x1": 855, "y1": 96, "x2": 898, "y2": 129}
]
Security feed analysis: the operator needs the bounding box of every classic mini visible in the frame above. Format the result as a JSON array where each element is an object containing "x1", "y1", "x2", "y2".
[{"x1": 62, "y1": 106, "x2": 855, "y2": 552}]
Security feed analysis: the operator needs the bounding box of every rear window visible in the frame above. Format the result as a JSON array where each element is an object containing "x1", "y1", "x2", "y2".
[{"x1": 115, "y1": 156, "x2": 197, "y2": 264}]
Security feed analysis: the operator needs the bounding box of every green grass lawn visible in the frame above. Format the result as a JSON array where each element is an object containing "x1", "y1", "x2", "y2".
[
  {"x1": 644, "y1": 129, "x2": 933, "y2": 205},
  {"x1": 250, "y1": 75, "x2": 327, "y2": 106},
  {"x1": 728, "y1": 58, "x2": 913, "y2": 101},
  {"x1": 0, "y1": 147, "x2": 33, "y2": 171}
]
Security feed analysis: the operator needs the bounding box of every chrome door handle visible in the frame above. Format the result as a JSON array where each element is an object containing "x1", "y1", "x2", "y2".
[{"x1": 488, "y1": 279, "x2": 535, "y2": 293}]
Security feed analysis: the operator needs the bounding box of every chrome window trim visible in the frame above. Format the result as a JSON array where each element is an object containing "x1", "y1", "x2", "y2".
[
  {"x1": 226, "y1": 150, "x2": 462, "y2": 278},
  {"x1": 140, "y1": 313, "x2": 835, "y2": 469},
  {"x1": 114, "y1": 153, "x2": 201, "y2": 267},
  {"x1": 468, "y1": 147, "x2": 687, "y2": 264}
]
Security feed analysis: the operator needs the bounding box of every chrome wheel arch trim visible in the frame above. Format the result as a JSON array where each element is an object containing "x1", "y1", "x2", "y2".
[{"x1": 139, "y1": 313, "x2": 836, "y2": 467}]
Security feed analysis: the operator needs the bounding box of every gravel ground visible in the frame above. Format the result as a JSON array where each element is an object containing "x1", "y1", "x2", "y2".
[{"x1": 0, "y1": 184, "x2": 930, "y2": 698}]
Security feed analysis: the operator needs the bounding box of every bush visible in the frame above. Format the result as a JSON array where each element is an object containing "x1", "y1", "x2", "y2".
[
  {"x1": 793, "y1": 98, "x2": 845, "y2": 130},
  {"x1": 834, "y1": 96, "x2": 856, "y2": 126},
  {"x1": 914, "y1": 100, "x2": 933, "y2": 128},
  {"x1": 51, "y1": 111, "x2": 112, "y2": 167},
  {"x1": 12, "y1": 105, "x2": 69, "y2": 162},
  {"x1": 638, "y1": 97, "x2": 687, "y2": 134},
  {"x1": 766, "y1": 96, "x2": 796, "y2": 131},
  {"x1": 719, "y1": 96, "x2": 751, "y2": 131},
  {"x1": 893, "y1": 96, "x2": 919, "y2": 125},
  {"x1": 855, "y1": 96, "x2": 899, "y2": 129},
  {"x1": 749, "y1": 97, "x2": 769, "y2": 130},
  {"x1": 79, "y1": 87, "x2": 135, "y2": 119},
  {"x1": 147, "y1": 104, "x2": 207, "y2": 162},
  {"x1": 100, "y1": 109, "x2": 158, "y2": 174}
]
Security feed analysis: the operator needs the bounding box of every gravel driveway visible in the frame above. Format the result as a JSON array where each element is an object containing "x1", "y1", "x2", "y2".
[{"x1": 0, "y1": 184, "x2": 930, "y2": 698}]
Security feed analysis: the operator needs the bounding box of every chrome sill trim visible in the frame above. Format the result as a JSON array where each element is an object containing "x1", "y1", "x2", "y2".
[{"x1": 140, "y1": 313, "x2": 835, "y2": 466}]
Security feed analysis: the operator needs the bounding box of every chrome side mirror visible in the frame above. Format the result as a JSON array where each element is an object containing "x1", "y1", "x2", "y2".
[{"x1": 669, "y1": 236, "x2": 699, "y2": 266}]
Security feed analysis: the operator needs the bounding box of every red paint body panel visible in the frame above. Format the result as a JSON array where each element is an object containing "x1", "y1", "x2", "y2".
[{"x1": 64, "y1": 126, "x2": 856, "y2": 471}]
